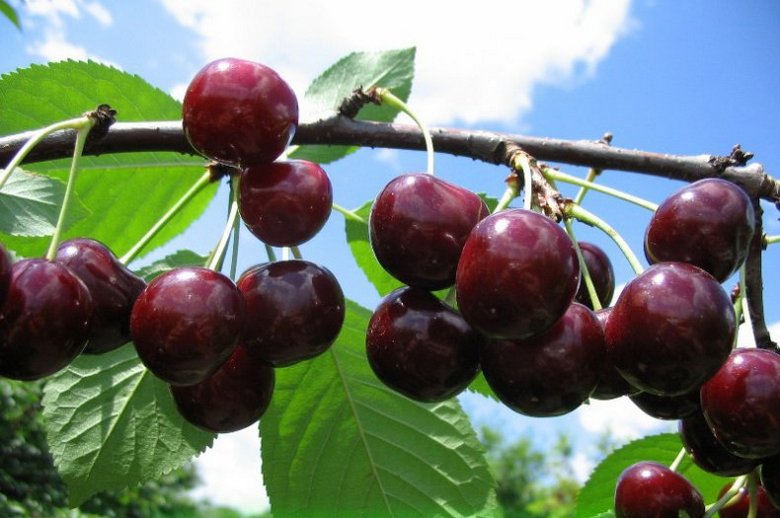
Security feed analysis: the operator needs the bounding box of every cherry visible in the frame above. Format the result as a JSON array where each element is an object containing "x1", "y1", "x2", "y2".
[
  {"x1": 456, "y1": 208, "x2": 579, "y2": 340},
  {"x1": 0, "y1": 243, "x2": 10, "y2": 305},
  {"x1": 605, "y1": 262, "x2": 735, "y2": 397},
  {"x1": 55, "y1": 238, "x2": 146, "y2": 354},
  {"x1": 369, "y1": 173, "x2": 489, "y2": 291},
  {"x1": 0, "y1": 259, "x2": 93, "y2": 380},
  {"x1": 131, "y1": 267, "x2": 244, "y2": 386},
  {"x1": 716, "y1": 482, "x2": 780, "y2": 517},
  {"x1": 239, "y1": 160, "x2": 332, "y2": 247},
  {"x1": 645, "y1": 178, "x2": 755, "y2": 283},
  {"x1": 700, "y1": 348, "x2": 780, "y2": 459},
  {"x1": 629, "y1": 389, "x2": 701, "y2": 420},
  {"x1": 365, "y1": 287, "x2": 482, "y2": 402},
  {"x1": 574, "y1": 241, "x2": 615, "y2": 309},
  {"x1": 591, "y1": 307, "x2": 639, "y2": 400},
  {"x1": 170, "y1": 343, "x2": 275, "y2": 433},
  {"x1": 480, "y1": 303, "x2": 604, "y2": 417},
  {"x1": 761, "y1": 455, "x2": 780, "y2": 510},
  {"x1": 679, "y1": 412, "x2": 758, "y2": 477},
  {"x1": 237, "y1": 260, "x2": 344, "y2": 367},
  {"x1": 182, "y1": 58, "x2": 298, "y2": 167},
  {"x1": 614, "y1": 461, "x2": 705, "y2": 518}
]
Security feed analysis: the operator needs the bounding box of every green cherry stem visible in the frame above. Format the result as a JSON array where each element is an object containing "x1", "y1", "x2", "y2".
[
  {"x1": 511, "y1": 153, "x2": 535, "y2": 211},
  {"x1": 668, "y1": 447, "x2": 686, "y2": 472},
  {"x1": 332, "y1": 202, "x2": 366, "y2": 223},
  {"x1": 564, "y1": 218, "x2": 601, "y2": 310},
  {"x1": 544, "y1": 168, "x2": 658, "y2": 212},
  {"x1": 573, "y1": 168, "x2": 600, "y2": 206},
  {"x1": 206, "y1": 175, "x2": 240, "y2": 271},
  {"x1": 291, "y1": 246, "x2": 303, "y2": 260},
  {"x1": 0, "y1": 116, "x2": 91, "y2": 191},
  {"x1": 765, "y1": 234, "x2": 780, "y2": 246},
  {"x1": 375, "y1": 87, "x2": 435, "y2": 175},
  {"x1": 44, "y1": 120, "x2": 94, "y2": 261},
  {"x1": 704, "y1": 475, "x2": 748, "y2": 517},
  {"x1": 565, "y1": 202, "x2": 645, "y2": 275},
  {"x1": 265, "y1": 244, "x2": 277, "y2": 263},
  {"x1": 119, "y1": 170, "x2": 211, "y2": 265},
  {"x1": 493, "y1": 183, "x2": 520, "y2": 213},
  {"x1": 228, "y1": 176, "x2": 241, "y2": 280},
  {"x1": 739, "y1": 263, "x2": 758, "y2": 348}
]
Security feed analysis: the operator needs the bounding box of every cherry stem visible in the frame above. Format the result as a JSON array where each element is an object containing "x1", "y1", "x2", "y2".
[
  {"x1": 332, "y1": 202, "x2": 365, "y2": 223},
  {"x1": 265, "y1": 244, "x2": 277, "y2": 263},
  {"x1": 564, "y1": 218, "x2": 601, "y2": 310},
  {"x1": 493, "y1": 183, "x2": 519, "y2": 213},
  {"x1": 45, "y1": 119, "x2": 94, "y2": 261},
  {"x1": 704, "y1": 475, "x2": 748, "y2": 517},
  {"x1": 511, "y1": 153, "x2": 535, "y2": 210},
  {"x1": 206, "y1": 175, "x2": 240, "y2": 271},
  {"x1": 669, "y1": 447, "x2": 686, "y2": 472},
  {"x1": 765, "y1": 234, "x2": 780, "y2": 246},
  {"x1": 573, "y1": 168, "x2": 600, "y2": 206},
  {"x1": 739, "y1": 264, "x2": 758, "y2": 348},
  {"x1": 0, "y1": 116, "x2": 91, "y2": 192},
  {"x1": 543, "y1": 168, "x2": 658, "y2": 212},
  {"x1": 565, "y1": 202, "x2": 645, "y2": 275},
  {"x1": 228, "y1": 175, "x2": 241, "y2": 280},
  {"x1": 291, "y1": 246, "x2": 302, "y2": 260},
  {"x1": 119, "y1": 171, "x2": 211, "y2": 265},
  {"x1": 375, "y1": 87, "x2": 435, "y2": 175}
]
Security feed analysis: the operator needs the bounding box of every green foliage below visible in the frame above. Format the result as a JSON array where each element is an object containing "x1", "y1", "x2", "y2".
[
  {"x1": 134, "y1": 249, "x2": 209, "y2": 281},
  {"x1": 260, "y1": 300, "x2": 498, "y2": 516}
]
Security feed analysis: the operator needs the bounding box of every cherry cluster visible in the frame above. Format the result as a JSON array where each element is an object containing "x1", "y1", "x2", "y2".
[{"x1": 0, "y1": 58, "x2": 345, "y2": 435}]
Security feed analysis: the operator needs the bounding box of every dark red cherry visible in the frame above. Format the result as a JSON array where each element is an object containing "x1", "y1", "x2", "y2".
[
  {"x1": 701, "y1": 348, "x2": 780, "y2": 459},
  {"x1": 237, "y1": 260, "x2": 344, "y2": 367},
  {"x1": 614, "y1": 461, "x2": 704, "y2": 518},
  {"x1": 591, "y1": 307, "x2": 639, "y2": 400},
  {"x1": 131, "y1": 267, "x2": 244, "y2": 386},
  {"x1": 0, "y1": 243, "x2": 10, "y2": 305},
  {"x1": 239, "y1": 160, "x2": 332, "y2": 246},
  {"x1": 182, "y1": 58, "x2": 298, "y2": 167},
  {"x1": 456, "y1": 209, "x2": 579, "y2": 340},
  {"x1": 630, "y1": 389, "x2": 700, "y2": 420},
  {"x1": 574, "y1": 241, "x2": 615, "y2": 309},
  {"x1": 761, "y1": 455, "x2": 780, "y2": 510},
  {"x1": 481, "y1": 303, "x2": 604, "y2": 417},
  {"x1": 170, "y1": 344, "x2": 275, "y2": 433},
  {"x1": 645, "y1": 178, "x2": 755, "y2": 282},
  {"x1": 56, "y1": 238, "x2": 146, "y2": 354},
  {"x1": 717, "y1": 482, "x2": 780, "y2": 517},
  {"x1": 0, "y1": 259, "x2": 92, "y2": 380},
  {"x1": 365, "y1": 287, "x2": 482, "y2": 402},
  {"x1": 679, "y1": 412, "x2": 758, "y2": 477},
  {"x1": 369, "y1": 173, "x2": 489, "y2": 290},
  {"x1": 605, "y1": 262, "x2": 735, "y2": 397}
]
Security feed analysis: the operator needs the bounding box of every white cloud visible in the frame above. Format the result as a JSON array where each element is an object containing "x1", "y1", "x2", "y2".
[
  {"x1": 158, "y1": 0, "x2": 634, "y2": 125},
  {"x1": 169, "y1": 81, "x2": 188, "y2": 102},
  {"x1": 575, "y1": 397, "x2": 673, "y2": 442},
  {"x1": 190, "y1": 425, "x2": 270, "y2": 513}
]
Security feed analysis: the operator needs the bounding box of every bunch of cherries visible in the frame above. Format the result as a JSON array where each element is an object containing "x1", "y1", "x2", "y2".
[{"x1": 0, "y1": 57, "x2": 346, "y2": 435}]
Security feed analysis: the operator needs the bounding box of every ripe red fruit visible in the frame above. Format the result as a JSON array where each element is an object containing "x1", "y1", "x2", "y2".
[
  {"x1": 629, "y1": 389, "x2": 700, "y2": 420},
  {"x1": 131, "y1": 267, "x2": 245, "y2": 386},
  {"x1": 369, "y1": 173, "x2": 489, "y2": 291},
  {"x1": 614, "y1": 461, "x2": 705, "y2": 518},
  {"x1": 239, "y1": 160, "x2": 332, "y2": 246},
  {"x1": 644, "y1": 178, "x2": 755, "y2": 282},
  {"x1": 716, "y1": 482, "x2": 780, "y2": 517},
  {"x1": 456, "y1": 209, "x2": 579, "y2": 340},
  {"x1": 56, "y1": 238, "x2": 146, "y2": 354},
  {"x1": 480, "y1": 303, "x2": 604, "y2": 417},
  {"x1": 0, "y1": 243, "x2": 10, "y2": 305},
  {"x1": 574, "y1": 241, "x2": 615, "y2": 309},
  {"x1": 605, "y1": 262, "x2": 735, "y2": 396},
  {"x1": 237, "y1": 260, "x2": 344, "y2": 367},
  {"x1": 170, "y1": 344, "x2": 275, "y2": 433},
  {"x1": 365, "y1": 287, "x2": 482, "y2": 402},
  {"x1": 0, "y1": 259, "x2": 93, "y2": 380},
  {"x1": 679, "y1": 412, "x2": 758, "y2": 477},
  {"x1": 701, "y1": 348, "x2": 780, "y2": 459},
  {"x1": 591, "y1": 307, "x2": 639, "y2": 400},
  {"x1": 182, "y1": 58, "x2": 298, "y2": 167}
]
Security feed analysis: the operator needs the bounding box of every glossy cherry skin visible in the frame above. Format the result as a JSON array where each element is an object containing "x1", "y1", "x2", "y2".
[
  {"x1": 591, "y1": 307, "x2": 640, "y2": 400},
  {"x1": 574, "y1": 241, "x2": 615, "y2": 309},
  {"x1": 716, "y1": 483, "x2": 780, "y2": 517},
  {"x1": 645, "y1": 178, "x2": 755, "y2": 283},
  {"x1": 456, "y1": 209, "x2": 579, "y2": 340},
  {"x1": 182, "y1": 58, "x2": 298, "y2": 167},
  {"x1": 481, "y1": 303, "x2": 604, "y2": 417},
  {"x1": 239, "y1": 160, "x2": 332, "y2": 247},
  {"x1": 614, "y1": 461, "x2": 705, "y2": 518},
  {"x1": 55, "y1": 238, "x2": 146, "y2": 354},
  {"x1": 369, "y1": 173, "x2": 490, "y2": 291},
  {"x1": 237, "y1": 260, "x2": 344, "y2": 367},
  {"x1": 0, "y1": 243, "x2": 10, "y2": 305},
  {"x1": 0, "y1": 259, "x2": 93, "y2": 380},
  {"x1": 761, "y1": 455, "x2": 780, "y2": 510},
  {"x1": 605, "y1": 262, "x2": 735, "y2": 397},
  {"x1": 170, "y1": 344, "x2": 275, "y2": 433},
  {"x1": 630, "y1": 389, "x2": 700, "y2": 420},
  {"x1": 701, "y1": 348, "x2": 780, "y2": 459},
  {"x1": 679, "y1": 412, "x2": 758, "y2": 477},
  {"x1": 131, "y1": 267, "x2": 245, "y2": 386},
  {"x1": 365, "y1": 287, "x2": 482, "y2": 402}
]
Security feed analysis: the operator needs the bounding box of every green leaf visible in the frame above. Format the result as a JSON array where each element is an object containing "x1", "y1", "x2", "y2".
[
  {"x1": 0, "y1": 0, "x2": 21, "y2": 30},
  {"x1": 134, "y1": 249, "x2": 209, "y2": 281},
  {"x1": 0, "y1": 61, "x2": 218, "y2": 259},
  {"x1": 41, "y1": 346, "x2": 215, "y2": 506},
  {"x1": 260, "y1": 299, "x2": 498, "y2": 517},
  {"x1": 291, "y1": 47, "x2": 416, "y2": 164},
  {"x1": 0, "y1": 168, "x2": 89, "y2": 237},
  {"x1": 575, "y1": 433, "x2": 729, "y2": 517}
]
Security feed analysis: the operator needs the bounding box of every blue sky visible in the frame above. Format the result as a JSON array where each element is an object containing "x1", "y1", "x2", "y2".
[{"x1": 2, "y1": 0, "x2": 780, "y2": 513}]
